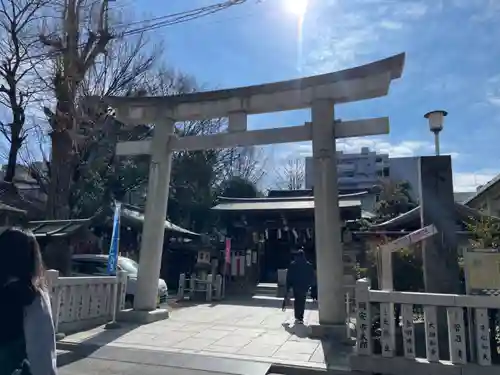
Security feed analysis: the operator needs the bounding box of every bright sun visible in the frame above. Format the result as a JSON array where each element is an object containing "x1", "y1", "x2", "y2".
[{"x1": 286, "y1": 0, "x2": 308, "y2": 16}]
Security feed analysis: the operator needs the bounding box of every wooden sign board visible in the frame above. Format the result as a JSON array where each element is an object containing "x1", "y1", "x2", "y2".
[
  {"x1": 380, "y1": 225, "x2": 438, "y2": 254},
  {"x1": 464, "y1": 250, "x2": 500, "y2": 294}
]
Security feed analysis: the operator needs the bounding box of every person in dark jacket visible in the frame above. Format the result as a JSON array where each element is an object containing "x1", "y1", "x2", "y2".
[{"x1": 285, "y1": 249, "x2": 314, "y2": 324}]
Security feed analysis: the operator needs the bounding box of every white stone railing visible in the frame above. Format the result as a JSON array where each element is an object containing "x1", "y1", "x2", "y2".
[
  {"x1": 351, "y1": 278, "x2": 500, "y2": 375},
  {"x1": 46, "y1": 270, "x2": 127, "y2": 334},
  {"x1": 177, "y1": 273, "x2": 223, "y2": 302}
]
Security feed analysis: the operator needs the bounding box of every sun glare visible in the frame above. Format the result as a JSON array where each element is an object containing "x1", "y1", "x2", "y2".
[{"x1": 286, "y1": 0, "x2": 308, "y2": 16}]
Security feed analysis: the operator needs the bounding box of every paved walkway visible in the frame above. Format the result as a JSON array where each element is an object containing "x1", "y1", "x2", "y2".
[
  {"x1": 58, "y1": 297, "x2": 353, "y2": 371},
  {"x1": 58, "y1": 346, "x2": 273, "y2": 375}
]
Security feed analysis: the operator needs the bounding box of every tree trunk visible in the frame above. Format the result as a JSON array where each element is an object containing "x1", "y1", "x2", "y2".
[
  {"x1": 44, "y1": 127, "x2": 74, "y2": 274},
  {"x1": 4, "y1": 135, "x2": 21, "y2": 182}
]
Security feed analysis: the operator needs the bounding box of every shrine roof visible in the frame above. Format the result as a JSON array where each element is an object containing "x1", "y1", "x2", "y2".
[
  {"x1": 26, "y1": 218, "x2": 92, "y2": 238},
  {"x1": 368, "y1": 202, "x2": 498, "y2": 231},
  {"x1": 120, "y1": 203, "x2": 200, "y2": 237},
  {"x1": 463, "y1": 172, "x2": 500, "y2": 205},
  {"x1": 0, "y1": 201, "x2": 26, "y2": 214},
  {"x1": 212, "y1": 194, "x2": 362, "y2": 212}
]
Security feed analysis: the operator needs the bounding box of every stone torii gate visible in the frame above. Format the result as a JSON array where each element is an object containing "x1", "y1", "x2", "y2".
[{"x1": 101, "y1": 53, "x2": 405, "y2": 328}]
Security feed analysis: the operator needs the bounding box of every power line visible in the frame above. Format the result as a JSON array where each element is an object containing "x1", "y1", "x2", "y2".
[
  {"x1": 116, "y1": 0, "x2": 253, "y2": 37},
  {"x1": 24, "y1": 0, "x2": 256, "y2": 61}
]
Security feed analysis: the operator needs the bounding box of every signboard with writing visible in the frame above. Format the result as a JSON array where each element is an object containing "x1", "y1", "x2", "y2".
[
  {"x1": 463, "y1": 250, "x2": 500, "y2": 294},
  {"x1": 380, "y1": 224, "x2": 438, "y2": 253},
  {"x1": 355, "y1": 301, "x2": 372, "y2": 355},
  {"x1": 475, "y1": 309, "x2": 492, "y2": 366},
  {"x1": 424, "y1": 306, "x2": 439, "y2": 362}
]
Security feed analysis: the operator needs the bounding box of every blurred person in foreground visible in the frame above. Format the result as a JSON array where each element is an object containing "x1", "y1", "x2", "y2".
[
  {"x1": 0, "y1": 227, "x2": 57, "y2": 375},
  {"x1": 283, "y1": 249, "x2": 314, "y2": 324}
]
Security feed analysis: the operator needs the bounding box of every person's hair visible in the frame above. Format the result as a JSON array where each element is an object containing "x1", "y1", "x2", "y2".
[{"x1": 0, "y1": 227, "x2": 45, "y2": 291}]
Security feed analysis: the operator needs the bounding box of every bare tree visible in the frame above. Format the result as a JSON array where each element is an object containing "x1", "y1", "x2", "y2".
[
  {"x1": 222, "y1": 146, "x2": 267, "y2": 185},
  {"x1": 275, "y1": 157, "x2": 305, "y2": 190},
  {"x1": 39, "y1": 0, "x2": 114, "y2": 220},
  {"x1": 0, "y1": 0, "x2": 47, "y2": 182}
]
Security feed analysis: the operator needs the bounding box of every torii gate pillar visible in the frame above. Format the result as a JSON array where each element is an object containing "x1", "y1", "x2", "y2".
[{"x1": 311, "y1": 100, "x2": 345, "y2": 325}]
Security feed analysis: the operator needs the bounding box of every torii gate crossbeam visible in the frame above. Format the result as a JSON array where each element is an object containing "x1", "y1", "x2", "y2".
[{"x1": 97, "y1": 53, "x2": 405, "y2": 331}]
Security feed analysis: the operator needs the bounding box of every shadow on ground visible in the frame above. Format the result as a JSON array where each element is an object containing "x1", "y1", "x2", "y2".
[
  {"x1": 281, "y1": 321, "x2": 353, "y2": 370},
  {"x1": 57, "y1": 323, "x2": 139, "y2": 367},
  {"x1": 210, "y1": 296, "x2": 318, "y2": 310}
]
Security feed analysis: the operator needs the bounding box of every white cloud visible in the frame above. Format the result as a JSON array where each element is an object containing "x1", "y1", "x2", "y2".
[
  {"x1": 394, "y1": 2, "x2": 428, "y2": 19},
  {"x1": 285, "y1": 136, "x2": 458, "y2": 159},
  {"x1": 453, "y1": 170, "x2": 499, "y2": 192},
  {"x1": 486, "y1": 75, "x2": 500, "y2": 106},
  {"x1": 380, "y1": 20, "x2": 403, "y2": 30},
  {"x1": 304, "y1": 0, "x2": 428, "y2": 73}
]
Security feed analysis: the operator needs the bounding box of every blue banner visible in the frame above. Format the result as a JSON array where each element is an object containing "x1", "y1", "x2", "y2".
[{"x1": 107, "y1": 202, "x2": 122, "y2": 275}]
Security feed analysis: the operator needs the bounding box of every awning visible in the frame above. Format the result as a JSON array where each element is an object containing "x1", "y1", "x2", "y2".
[
  {"x1": 26, "y1": 218, "x2": 92, "y2": 238},
  {"x1": 212, "y1": 196, "x2": 361, "y2": 211},
  {"x1": 120, "y1": 204, "x2": 200, "y2": 237},
  {"x1": 368, "y1": 202, "x2": 500, "y2": 230},
  {"x1": 0, "y1": 201, "x2": 26, "y2": 214}
]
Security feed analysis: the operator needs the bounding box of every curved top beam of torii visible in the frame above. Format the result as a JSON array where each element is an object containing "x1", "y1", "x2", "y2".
[{"x1": 99, "y1": 53, "x2": 405, "y2": 125}]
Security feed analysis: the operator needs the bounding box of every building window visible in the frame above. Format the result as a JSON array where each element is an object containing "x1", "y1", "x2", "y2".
[{"x1": 383, "y1": 167, "x2": 389, "y2": 177}]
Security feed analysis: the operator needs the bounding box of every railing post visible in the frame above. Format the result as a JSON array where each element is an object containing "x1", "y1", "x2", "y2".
[
  {"x1": 215, "y1": 274, "x2": 222, "y2": 300},
  {"x1": 355, "y1": 278, "x2": 372, "y2": 355},
  {"x1": 116, "y1": 271, "x2": 128, "y2": 314},
  {"x1": 380, "y1": 302, "x2": 396, "y2": 357},
  {"x1": 401, "y1": 304, "x2": 416, "y2": 359},
  {"x1": 424, "y1": 306, "x2": 439, "y2": 362},
  {"x1": 178, "y1": 273, "x2": 185, "y2": 300},
  {"x1": 475, "y1": 308, "x2": 492, "y2": 366},
  {"x1": 189, "y1": 276, "x2": 196, "y2": 298},
  {"x1": 45, "y1": 269, "x2": 61, "y2": 333},
  {"x1": 206, "y1": 274, "x2": 213, "y2": 302},
  {"x1": 447, "y1": 307, "x2": 467, "y2": 364}
]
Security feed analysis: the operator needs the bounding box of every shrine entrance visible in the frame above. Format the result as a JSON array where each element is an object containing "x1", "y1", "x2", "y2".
[
  {"x1": 99, "y1": 52, "x2": 405, "y2": 329},
  {"x1": 211, "y1": 191, "x2": 364, "y2": 287}
]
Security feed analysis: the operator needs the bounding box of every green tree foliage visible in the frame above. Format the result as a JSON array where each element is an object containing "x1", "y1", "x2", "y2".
[
  {"x1": 373, "y1": 179, "x2": 417, "y2": 223},
  {"x1": 466, "y1": 214, "x2": 500, "y2": 249},
  {"x1": 360, "y1": 179, "x2": 424, "y2": 292}
]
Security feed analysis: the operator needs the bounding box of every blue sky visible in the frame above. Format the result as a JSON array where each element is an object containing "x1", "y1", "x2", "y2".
[
  {"x1": 6, "y1": 0, "x2": 495, "y2": 192},
  {"x1": 120, "y1": 0, "x2": 499, "y2": 191}
]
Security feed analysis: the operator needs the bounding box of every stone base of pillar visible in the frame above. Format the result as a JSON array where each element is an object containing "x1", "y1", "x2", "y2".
[
  {"x1": 117, "y1": 308, "x2": 169, "y2": 324},
  {"x1": 309, "y1": 323, "x2": 355, "y2": 345}
]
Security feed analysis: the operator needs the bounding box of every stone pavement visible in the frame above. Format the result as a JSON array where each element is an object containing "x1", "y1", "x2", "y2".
[
  {"x1": 58, "y1": 345, "x2": 272, "y2": 375},
  {"x1": 58, "y1": 297, "x2": 353, "y2": 371}
]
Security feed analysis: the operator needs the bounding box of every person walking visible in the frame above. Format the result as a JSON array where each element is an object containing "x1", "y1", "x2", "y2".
[
  {"x1": 0, "y1": 227, "x2": 58, "y2": 375},
  {"x1": 285, "y1": 249, "x2": 314, "y2": 324}
]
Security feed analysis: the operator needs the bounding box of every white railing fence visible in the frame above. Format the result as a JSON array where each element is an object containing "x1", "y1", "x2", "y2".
[
  {"x1": 351, "y1": 278, "x2": 500, "y2": 375},
  {"x1": 177, "y1": 273, "x2": 223, "y2": 302},
  {"x1": 46, "y1": 269, "x2": 128, "y2": 334}
]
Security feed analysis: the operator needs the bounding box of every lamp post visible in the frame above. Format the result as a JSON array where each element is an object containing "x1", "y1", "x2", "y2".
[{"x1": 424, "y1": 110, "x2": 447, "y2": 156}]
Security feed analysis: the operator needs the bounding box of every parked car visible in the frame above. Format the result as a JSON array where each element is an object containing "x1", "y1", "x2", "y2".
[{"x1": 71, "y1": 254, "x2": 168, "y2": 308}]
